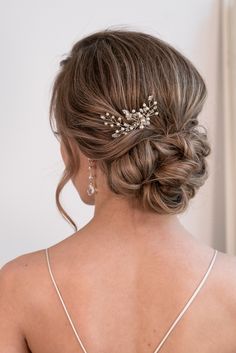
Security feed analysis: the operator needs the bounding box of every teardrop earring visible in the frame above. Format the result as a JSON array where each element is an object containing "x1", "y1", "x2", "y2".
[{"x1": 87, "y1": 158, "x2": 97, "y2": 196}]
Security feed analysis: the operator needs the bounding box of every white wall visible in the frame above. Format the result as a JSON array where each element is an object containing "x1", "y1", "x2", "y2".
[{"x1": 0, "y1": 0, "x2": 224, "y2": 267}]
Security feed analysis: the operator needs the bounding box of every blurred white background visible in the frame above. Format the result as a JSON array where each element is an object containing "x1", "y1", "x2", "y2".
[{"x1": 0, "y1": 0, "x2": 226, "y2": 266}]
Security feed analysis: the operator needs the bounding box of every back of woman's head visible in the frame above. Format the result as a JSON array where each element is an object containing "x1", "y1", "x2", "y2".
[{"x1": 49, "y1": 28, "x2": 211, "y2": 230}]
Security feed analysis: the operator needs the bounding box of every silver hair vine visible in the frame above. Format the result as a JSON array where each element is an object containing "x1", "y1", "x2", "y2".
[{"x1": 100, "y1": 95, "x2": 159, "y2": 138}]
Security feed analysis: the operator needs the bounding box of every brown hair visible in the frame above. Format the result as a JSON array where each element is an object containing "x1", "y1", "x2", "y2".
[{"x1": 49, "y1": 27, "x2": 211, "y2": 231}]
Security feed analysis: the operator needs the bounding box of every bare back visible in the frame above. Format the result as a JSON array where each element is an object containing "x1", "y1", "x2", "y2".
[{"x1": 1, "y1": 228, "x2": 236, "y2": 353}]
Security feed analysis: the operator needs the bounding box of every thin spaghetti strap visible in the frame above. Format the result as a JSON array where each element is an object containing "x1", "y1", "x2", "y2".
[
  {"x1": 152, "y1": 248, "x2": 218, "y2": 353},
  {"x1": 45, "y1": 248, "x2": 89, "y2": 353},
  {"x1": 45, "y1": 247, "x2": 218, "y2": 353}
]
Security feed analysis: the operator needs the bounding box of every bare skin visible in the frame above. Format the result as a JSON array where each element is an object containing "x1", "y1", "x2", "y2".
[{"x1": 1, "y1": 141, "x2": 236, "y2": 353}]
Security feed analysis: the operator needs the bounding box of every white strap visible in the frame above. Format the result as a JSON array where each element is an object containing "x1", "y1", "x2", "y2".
[
  {"x1": 152, "y1": 248, "x2": 217, "y2": 353},
  {"x1": 45, "y1": 247, "x2": 217, "y2": 353},
  {"x1": 45, "y1": 248, "x2": 89, "y2": 353}
]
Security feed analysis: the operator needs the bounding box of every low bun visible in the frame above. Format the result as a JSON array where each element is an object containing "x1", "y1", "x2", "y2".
[{"x1": 107, "y1": 126, "x2": 211, "y2": 214}]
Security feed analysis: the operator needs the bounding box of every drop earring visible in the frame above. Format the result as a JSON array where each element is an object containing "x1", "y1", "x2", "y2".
[{"x1": 87, "y1": 158, "x2": 97, "y2": 196}]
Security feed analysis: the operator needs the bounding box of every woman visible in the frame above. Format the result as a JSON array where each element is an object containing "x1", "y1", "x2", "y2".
[{"x1": 0, "y1": 28, "x2": 236, "y2": 353}]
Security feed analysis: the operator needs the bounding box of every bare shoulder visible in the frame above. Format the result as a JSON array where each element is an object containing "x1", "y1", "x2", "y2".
[
  {"x1": 0, "y1": 249, "x2": 47, "y2": 353},
  {"x1": 0, "y1": 248, "x2": 46, "y2": 283},
  {"x1": 0, "y1": 248, "x2": 47, "y2": 309},
  {"x1": 0, "y1": 231, "x2": 77, "y2": 294},
  {"x1": 212, "y1": 249, "x2": 236, "y2": 314},
  {"x1": 214, "y1": 249, "x2": 236, "y2": 282}
]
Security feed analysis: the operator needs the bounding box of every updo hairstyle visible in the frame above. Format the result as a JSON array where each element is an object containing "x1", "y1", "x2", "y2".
[{"x1": 49, "y1": 28, "x2": 211, "y2": 230}]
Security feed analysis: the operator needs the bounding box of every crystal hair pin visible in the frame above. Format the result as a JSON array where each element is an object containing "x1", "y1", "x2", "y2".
[{"x1": 100, "y1": 95, "x2": 159, "y2": 138}]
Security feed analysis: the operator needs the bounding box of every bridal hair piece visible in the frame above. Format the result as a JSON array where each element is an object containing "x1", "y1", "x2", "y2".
[{"x1": 100, "y1": 95, "x2": 159, "y2": 138}]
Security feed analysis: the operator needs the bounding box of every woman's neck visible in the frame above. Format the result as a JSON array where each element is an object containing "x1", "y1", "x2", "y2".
[{"x1": 83, "y1": 193, "x2": 192, "y2": 249}]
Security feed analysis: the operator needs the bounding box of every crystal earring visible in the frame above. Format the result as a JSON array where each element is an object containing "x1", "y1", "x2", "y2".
[{"x1": 87, "y1": 158, "x2": 96, "y2": 196}]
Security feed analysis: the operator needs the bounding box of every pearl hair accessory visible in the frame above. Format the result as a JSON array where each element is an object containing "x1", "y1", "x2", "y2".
[{"x1": 100, "y1": 95, "x2": 159, "y2": 138}]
